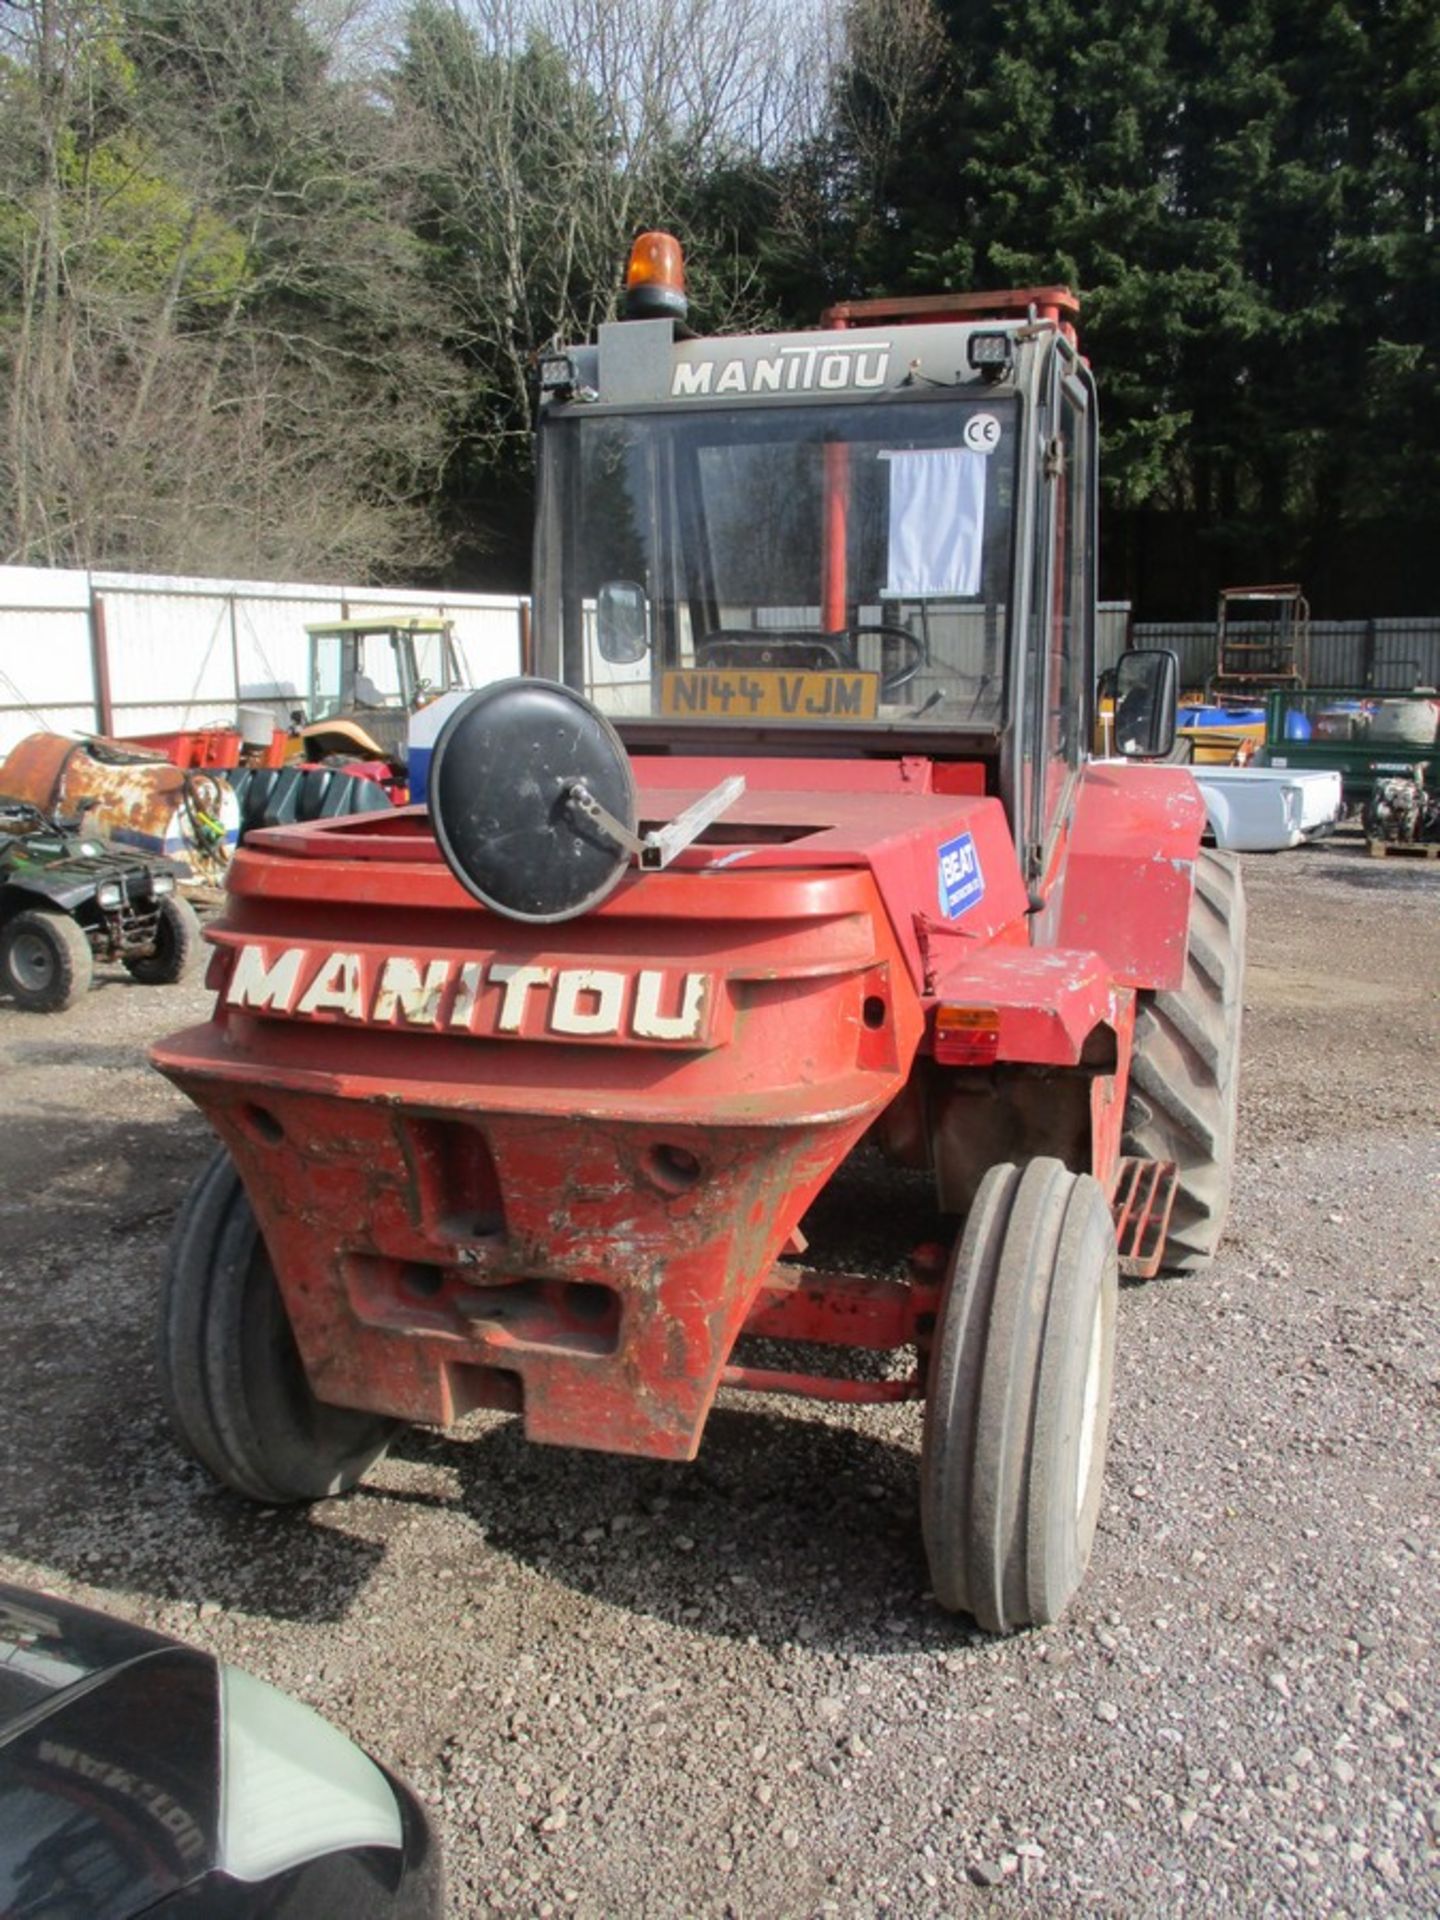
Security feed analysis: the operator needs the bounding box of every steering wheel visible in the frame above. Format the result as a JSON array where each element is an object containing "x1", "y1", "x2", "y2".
[
  {"x1": 695, "y1": 623, "x2": 926, "y2": 699},
  {"x1": 696, "y1": 630, "x2": 846, "y2": 674},
  {"x1": 830, "y1": 622, "x2": 927, "y2": 696}
]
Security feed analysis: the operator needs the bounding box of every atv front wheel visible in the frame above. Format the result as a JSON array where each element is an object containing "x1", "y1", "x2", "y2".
[
  {"x1": 1123, "y1": 848, "x2": 1246, "y2": 1272},
  {"x1": 125, "y1": 894, "x2": 202, "y2": 985},
  {"x1": 1, "y1": 908, "x2": 94, "y2": 1012},
  {"x1": 158, "y1": 1147, "x2": 401, "y2": 1503},
  {"x1": 922, "y1": 1158, "x2": 1118, "y2": 1632}
]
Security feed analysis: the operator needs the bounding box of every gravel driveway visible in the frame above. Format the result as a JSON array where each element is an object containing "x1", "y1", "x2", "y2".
[{"x1": 1, "y1": 830, "x2": 1436, "y2": 1917}]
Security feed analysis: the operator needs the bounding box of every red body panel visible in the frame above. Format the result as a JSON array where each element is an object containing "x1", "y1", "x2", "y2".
[
  {"x1": 152, "y1": 753, "x2": 1200, "y2": 1460},
  {"x1": 156, "y1": 793, "x2": 966, "y2": 1458},
  {"x1": 931, "y1": 945, "x2": 1117, "y2": 1066},
  {"x1": 1054, "y1": 763, "x2": 1206, "y2": 991}
]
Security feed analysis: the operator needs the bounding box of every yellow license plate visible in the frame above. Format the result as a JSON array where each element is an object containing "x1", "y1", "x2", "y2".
[{"x1": 660, "y1": 668, "x2": 879, "y2": 721}]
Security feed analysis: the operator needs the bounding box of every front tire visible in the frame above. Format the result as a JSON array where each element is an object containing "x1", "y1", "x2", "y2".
[
  {"x1": 1, "y1": 908, "x2": 94, "y2": 1012},
  {"x1": 1123, "y1": 848, "x2": 1246, "y2": 1272},
  {"x1": 158, "y1": 1147, "x2": 401, "y2": 1503},
  {"x1": 922, "y1": 1159, "x2": 1118, "y2": 1632},
  {"x1": 125, "y1": 893, "x2": 202, "y2": 985}
]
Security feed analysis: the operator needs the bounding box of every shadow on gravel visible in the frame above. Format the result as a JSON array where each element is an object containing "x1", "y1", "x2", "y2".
[
  {"x1": 4, "y1": 1395, "x2": 388, "y2": 1627},
  {"x1": 1300, "y1": 857, "x2": 1440, "y2": 894},
  {"x1": 6, "y1": 1499, "x2": 388, "y2": 1631},
  {"x1": 382, "y1": 1405, "x2": 960, "y2": 1659},
  {"x1": 6, "y1": 1039, "x2": 182, "y2": 1072},
  {"x1": 0, "y1": 1106, "x2": 204, "y2": 1252},
  {"x1": 1, "y1": 1123, "x2": 958, "y2": 1647},
  {"x1": 2, "y1": 1101, "x2": 384, "y2": 1627},
  {"x1": 13, "y1": 1389, "x2": 932, "y2": 1644}
]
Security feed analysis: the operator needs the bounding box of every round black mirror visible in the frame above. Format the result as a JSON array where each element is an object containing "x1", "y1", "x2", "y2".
[{"x1": 429, "y1": 678, "x2": 636, "y2": 922}]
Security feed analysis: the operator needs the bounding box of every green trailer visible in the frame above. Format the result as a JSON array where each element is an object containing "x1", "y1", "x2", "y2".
[{"x1": 1256, "y1": 686, "x2": 1439, "y2": 811}]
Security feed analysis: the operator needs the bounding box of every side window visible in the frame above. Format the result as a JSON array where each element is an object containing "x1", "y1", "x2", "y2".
[
  {"x1": 1020, "y1": 419, "x2": 1049, "y2": 864},
  {"x1": 1052, "y1": 385, "x2": 1090, "y2": 768},
  {"x1": 1044, "y1": 384, "x2": 1092, "y2": 815},
  {"x1": 310, "y1": 631, "x2": 344, "y2": 719},
  {"x1": 1021, "y1": 368, "x2": 1093, "y2": 878}
]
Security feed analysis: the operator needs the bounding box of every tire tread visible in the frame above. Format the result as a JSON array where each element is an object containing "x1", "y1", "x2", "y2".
[
  {"x1": 923, "y1": 1159, "x2": 1117, "y2": 1633},
  {"x1": 125, "y1": 894, "x2": 202, "y2": 986},
  {"x1": 158, "y1": 1146, "x2": 398, "y2": 1503},
  {"x1": 1123, "y1": 849, "x2": 1245, "y2": 1272},
  {"x1": 1, "y1": 908, "x2": 94, "y2": 1012}
]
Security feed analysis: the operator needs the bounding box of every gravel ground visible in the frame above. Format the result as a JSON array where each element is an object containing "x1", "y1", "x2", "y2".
[{"x1": 1, "y1": 829, "x2": 1437, "y2": 1917}]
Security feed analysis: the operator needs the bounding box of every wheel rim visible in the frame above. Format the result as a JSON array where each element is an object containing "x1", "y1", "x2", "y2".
[
  {"x1": 1075, "y1": 1291, "x2": 1105, "y2": 1522},
  {"x1": 10, "y1": 930, "x2": 55, "y2": 993}
]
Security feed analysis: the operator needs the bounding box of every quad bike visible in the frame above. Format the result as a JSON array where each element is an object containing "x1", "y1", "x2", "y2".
[{"x1": 0, "y1": 799, "x2": 200, "y2": 1012}]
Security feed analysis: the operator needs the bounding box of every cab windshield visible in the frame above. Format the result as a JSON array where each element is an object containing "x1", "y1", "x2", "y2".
[
  {"x1": 309, "y1": 627, "x2": 460, "y2": 720},
  {"x1": 536, "y1": 394, "x2": 1017, "y2": 731}
]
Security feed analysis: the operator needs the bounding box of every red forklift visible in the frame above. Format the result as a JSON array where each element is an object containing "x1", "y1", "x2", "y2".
[{"x1": 152, "y1": 235, "x2": 1243, "y2": 1632}]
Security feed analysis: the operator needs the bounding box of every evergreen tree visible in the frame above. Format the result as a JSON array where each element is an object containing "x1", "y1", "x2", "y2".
[{"x1": 813, "y1": 0, "x2": 1440, "y2": 612}]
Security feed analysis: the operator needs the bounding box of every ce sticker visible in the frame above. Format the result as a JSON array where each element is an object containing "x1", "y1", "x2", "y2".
[{"x1": 964, "y1": 412, "x2": 1001, "y2": 454}]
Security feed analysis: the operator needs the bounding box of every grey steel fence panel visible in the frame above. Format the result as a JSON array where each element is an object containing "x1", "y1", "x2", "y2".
[
  {"x1": 0, "y1": 565, "x2": 528, "y2": 755},
  {"x1": 1130, "y1": 618, "x2": 1440, "y2": 691},
  {"x1": 1130, "y1": 623, "x2": 1213, "y2": 687},
  {"x1": 1094, "y1": 602, "x2": 1133, "y2": 672}
]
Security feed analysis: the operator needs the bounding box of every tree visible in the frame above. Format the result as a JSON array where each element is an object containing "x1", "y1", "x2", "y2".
[
  {"x1": 0, "y1": 0, "x2": 464, "y2": 577},
  {"x1": 390, "y1": 0, "x2": 834, "y2": 570},
  {"x1": 120, "y1": 0, "x2": 465, "y2": 574},
  {"x1": 810, "y1": 0, "x2": 1440, "y2": 612}
]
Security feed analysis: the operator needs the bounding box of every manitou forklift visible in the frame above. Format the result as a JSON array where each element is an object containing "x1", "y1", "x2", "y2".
[{"x1": 152, "y1": 234, "x2": 1244, "y2": 1633}]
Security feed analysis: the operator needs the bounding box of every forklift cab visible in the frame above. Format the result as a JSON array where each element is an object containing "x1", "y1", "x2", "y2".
[{"x1": 533, "y1": 259, "x2": 1174, "y2": 895}]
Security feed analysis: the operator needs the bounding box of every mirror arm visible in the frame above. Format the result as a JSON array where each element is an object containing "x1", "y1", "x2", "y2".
[{"x1": 565, "y1": 774, "x2": 746, "y2": 870}]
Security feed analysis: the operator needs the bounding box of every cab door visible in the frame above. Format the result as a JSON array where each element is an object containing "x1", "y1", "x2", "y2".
[{"x1": 1020, "y1": 343, "x2": 1096, "y2": 890}]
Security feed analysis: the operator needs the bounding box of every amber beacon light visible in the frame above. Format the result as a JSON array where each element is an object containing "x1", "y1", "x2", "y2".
[{"x1": 623, "y1": 231, "x2": 688, "y2": 323}]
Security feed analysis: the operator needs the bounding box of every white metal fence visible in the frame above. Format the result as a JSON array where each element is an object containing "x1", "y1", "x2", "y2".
[{"x1": 0, "y1": 566, "x2": 527, "y2": 757}]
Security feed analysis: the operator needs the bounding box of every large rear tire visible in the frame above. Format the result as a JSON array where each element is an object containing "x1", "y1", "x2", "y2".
[
  {"x1": 158, "y1": 1147, "x2": 401, "y2": 1503},
  {"x1": 125, "y1": 894, "x2": 202, "y2": 985},
  {"x1": 1123, "y1": 849, "x2": 1245, "y2": 1273},
  {"x1": 1, "y1": 908, "x2": 94, "y2": 1012},
  {"x1": 922, "y1": 1159, "x2": 1118, "y2": 1633}
]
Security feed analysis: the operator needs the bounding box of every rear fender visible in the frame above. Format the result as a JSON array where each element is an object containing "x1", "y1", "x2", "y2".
[
  {"x1": 929, "y1": 943, "x2": 1116, "y2": 1068},
  {"x1": 298, "y1": 720, "x2": 390, "y2": 763},
  {"x1": 1049, "y1": 763, "x2": 1205, "y2": 992},
  {"x1": 1199, "y1": 786, "x2": 1231, "y2": 848},
  {"x1": 921, "y1": 943, "x2": 1137, "y2": 1204}
]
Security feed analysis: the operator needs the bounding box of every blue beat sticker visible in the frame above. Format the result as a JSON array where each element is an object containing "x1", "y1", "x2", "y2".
[{"x1": 937, "y1": 831, "x2": 985, "y2": 919}]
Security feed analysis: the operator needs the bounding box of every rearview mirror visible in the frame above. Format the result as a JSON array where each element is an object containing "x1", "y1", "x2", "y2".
[
  {"x1": 596, "y1": 580, "x2": 650, "y2": 665},
  {"x1": 1113, "y1": 648, "x2": 1179, "y2": 759}
]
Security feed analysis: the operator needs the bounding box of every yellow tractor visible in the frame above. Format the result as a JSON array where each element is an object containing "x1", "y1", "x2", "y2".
[{"x1": 295, "y1": 617, "x2": 468, "y2": 771}]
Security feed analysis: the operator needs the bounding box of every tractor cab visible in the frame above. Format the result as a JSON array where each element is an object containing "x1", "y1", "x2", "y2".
[
  {"x1": 300, "y1": 617, "x2": 466, "y2": 768},
  {"x1": 534, "y1": 252, "x2": 1174, "y2": 887}
]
